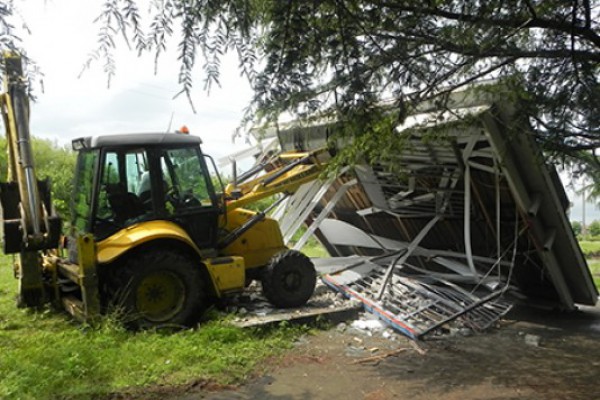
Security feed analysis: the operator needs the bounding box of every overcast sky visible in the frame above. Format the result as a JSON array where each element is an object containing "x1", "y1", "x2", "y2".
[
  {"x1": 17, "y1": 0, "x2": 254, "y2": 161},
  {"x1": 13, "y1": 1, "x2": 600, "y2": 223}
]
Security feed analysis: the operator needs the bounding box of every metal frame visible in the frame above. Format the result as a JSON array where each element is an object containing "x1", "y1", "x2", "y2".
[{"x1": 234, "y1": 85, "x2": 596, "y2": 340}]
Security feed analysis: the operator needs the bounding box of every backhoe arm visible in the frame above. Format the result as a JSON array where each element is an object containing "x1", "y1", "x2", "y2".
[
  {"x1": 0, "y1": 53, "x2": 61, "y2": 307},
  {"x1": 223, "y1": 147, "x2": 329, "y2": 212},
  {"x1": 1, "y1": 54, "x2": 44, "y2": 243}
]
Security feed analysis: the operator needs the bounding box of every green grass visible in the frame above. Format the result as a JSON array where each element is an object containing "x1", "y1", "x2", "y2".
[
  {"x1": 0, "y1": 256, "x2": 307, "y2": 400},
  {"x1": 299, "y1": 235, "x2": 330, "y2": 258},
  {"x1": 290, "y1": 225, "x2": 330, "y2": 258},
  {"x1": 580, "y1": 241, "x2": 600, "y2": 258},
  {"x1": 587, "y1": 258, "x2": 600, "y2": 290}
]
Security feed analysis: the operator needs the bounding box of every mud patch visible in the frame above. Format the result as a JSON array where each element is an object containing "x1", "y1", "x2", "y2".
[{"x1": 185, "y1": 304, "x2": 600, "y2": 400}]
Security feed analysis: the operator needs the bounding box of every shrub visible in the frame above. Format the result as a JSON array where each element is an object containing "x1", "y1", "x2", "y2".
[
  {"x1": 588, "y1": 220, "x2": 600, "y2": 237},
  {"x1": 580, "y1": 241, "x2": 600, "y2": 258},
  {"x1": 571, "y1": 221, "x2": 582, "y2": 236}
]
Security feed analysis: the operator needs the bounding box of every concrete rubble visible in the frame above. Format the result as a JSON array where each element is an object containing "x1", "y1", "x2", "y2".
[{"x1": 225, "y1": 280, "x2": 361, "y2": 329}]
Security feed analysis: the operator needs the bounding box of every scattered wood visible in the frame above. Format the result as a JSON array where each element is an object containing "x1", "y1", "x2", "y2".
[
  {"x1": 231, "y1": 304, "x2": 361, "y2": 328},
  {"x1": 409, "y1": 340, "x2": 427, "y2": 356},
  {"x1": 350, "y1": 348, "x2": 410, "y2": 364}
]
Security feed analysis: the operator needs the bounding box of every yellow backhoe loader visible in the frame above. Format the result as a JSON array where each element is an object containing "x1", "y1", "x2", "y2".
[{"x1": 0, "y1": 53, "x2": 328, "y2": 329}]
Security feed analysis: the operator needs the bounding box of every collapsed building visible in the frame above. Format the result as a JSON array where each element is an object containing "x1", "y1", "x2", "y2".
[{"x1": 223, "y1": 87, "x2": 597, "y2": 339}]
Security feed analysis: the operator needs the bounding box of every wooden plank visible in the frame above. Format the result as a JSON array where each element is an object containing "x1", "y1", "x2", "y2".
[{"x1": 231, "y1": 304, "x2": 361, "y2": 329}]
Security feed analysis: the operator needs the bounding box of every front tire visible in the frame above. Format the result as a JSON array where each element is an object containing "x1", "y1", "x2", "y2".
[
  {"x1": 107, "y1": 249, "x2": 206, "y2": 329},
  {"x1": 262, "y1": 250, "x2": 316, "y2": 308}
]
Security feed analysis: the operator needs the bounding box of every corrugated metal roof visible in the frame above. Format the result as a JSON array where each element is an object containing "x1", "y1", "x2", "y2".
[{"x1": 273, "y1": 86, "x2": 597, "y2": 310}]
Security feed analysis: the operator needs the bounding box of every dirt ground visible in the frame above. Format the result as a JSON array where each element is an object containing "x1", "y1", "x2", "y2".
[{"x1": 131, "y1": 302, "x2": 600, "y2": 400}]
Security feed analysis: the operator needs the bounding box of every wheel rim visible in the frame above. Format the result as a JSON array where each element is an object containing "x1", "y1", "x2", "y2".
[
  {"x1": 282, "y1": 270, "x2": 303, "y2": 292},
  {"x1": 135, "y1": 271, "x2": 186, "y2": 322}
]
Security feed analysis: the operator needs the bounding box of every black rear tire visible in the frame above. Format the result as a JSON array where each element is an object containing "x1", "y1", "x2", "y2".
[
  {"x1": 261, "y1": 250, "x2": 316, "y2": 308},
  {"x1": 107, "y1": 249, "x2": 206, "y2": 330}
]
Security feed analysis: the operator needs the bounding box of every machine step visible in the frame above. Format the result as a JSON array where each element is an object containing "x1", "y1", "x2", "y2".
[{"x1": 58, "y1": 261, "x2": 82, "y2": 285}]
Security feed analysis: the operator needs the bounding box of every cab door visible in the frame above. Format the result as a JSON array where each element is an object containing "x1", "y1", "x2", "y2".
[{"x1": 157, "y1": 146, "x2": 220, "y2": 249}]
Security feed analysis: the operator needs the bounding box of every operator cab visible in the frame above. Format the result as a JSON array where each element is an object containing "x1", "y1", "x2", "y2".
[{"x1": 70, "y1": 133, "x2": 221, "y2": 249}]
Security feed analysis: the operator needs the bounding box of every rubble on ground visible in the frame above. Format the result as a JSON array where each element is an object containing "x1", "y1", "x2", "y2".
[
  {"x1": 223, "y1": 280, "x2": 361, "y2": 328},
  {"x1": 223, "y1": 277, "x2": 509, "y2": 341}
]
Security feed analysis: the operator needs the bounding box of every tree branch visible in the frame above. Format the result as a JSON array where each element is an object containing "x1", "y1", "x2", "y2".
[
  {"x1": 373, "y1": 1, "x2": 600, "y2": 48},
  {"x1": 582, "y1": 0, "x2": 592, "y2": 29},
  {"x1": 380, "y1": 30, "x2": 600, "y2": 62}
]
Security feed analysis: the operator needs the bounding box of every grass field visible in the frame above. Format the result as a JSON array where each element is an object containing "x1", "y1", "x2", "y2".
[
  {"x1": 580, "y1": 241, "x2": 600, "y2": 258},
  {"x1": 290, "y1": 226, "x2": 330, "y2": 258},
  {"x1": 0, "y1": 255, "x2": 307, "y2": 400},
  {"x1": 588, "y1": 258, "x2": 600, "y2": 290},
  {"x1": 1, "y1": 232, "x2": 594, "y2": 399},
  {"x1": 580, "y1": 240, "x2": 600, "y2": 289}
]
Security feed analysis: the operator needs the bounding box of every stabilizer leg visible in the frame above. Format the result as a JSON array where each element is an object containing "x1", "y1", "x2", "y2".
[{"x1": 16, "y1": 251, "x2": 45, "y2": 308}]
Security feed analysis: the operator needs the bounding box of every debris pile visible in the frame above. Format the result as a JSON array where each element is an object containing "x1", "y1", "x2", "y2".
[
  {"x1": 323, "y1": 256, "x2": 513, "y2": 340},
  {"x1": 222, "y1": 85, "x2": 597, "y2": 345},
  {"x1": 224, "y1": 266, "x2": 512, "y2": 341},
  {"x1": 269, "y1": 86, "x2": 596, "y2": 314},
  {"x1": 225, "y1": 280, "x2": 361, "y2": 328},
  {"x1": 334, "y1": 314, "x2": 429, "y2": 364}
]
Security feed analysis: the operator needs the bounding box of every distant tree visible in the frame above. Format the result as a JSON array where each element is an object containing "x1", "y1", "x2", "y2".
[
  {"x1": 31, "y1": 140, "x2": 77, "y2": 220},
  {"x1": 0, "y1": 137, "x2": 76, "y2": 220},
  {"x1": 589, "y1": 220, "x2": 600, "y2": 237},
  {"x1": 577, "y1": 176, "x2": 600, "y2": 210},
  {"x1": 571, "y1": 220, "x2": 582, "y2": 236}
]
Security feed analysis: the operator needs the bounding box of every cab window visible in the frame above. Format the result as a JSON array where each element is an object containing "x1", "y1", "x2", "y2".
[
  {"x1": 93, "y1": 148, "x2": 151, "y2": 238},
  {"x1": 71, "y1": 149, "x2": 98, "y2": 235},
  {"x1": 160, "y1": 147, "x2": 214, "y2": 212}
]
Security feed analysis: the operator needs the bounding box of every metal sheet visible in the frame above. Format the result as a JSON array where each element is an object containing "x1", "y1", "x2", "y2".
[
  {"x1": 323, "y1": 260, "x2": 513, "y2": 340},
  {"x1": 247, "y1": 84, "x2": 596, "y2": 313}
]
